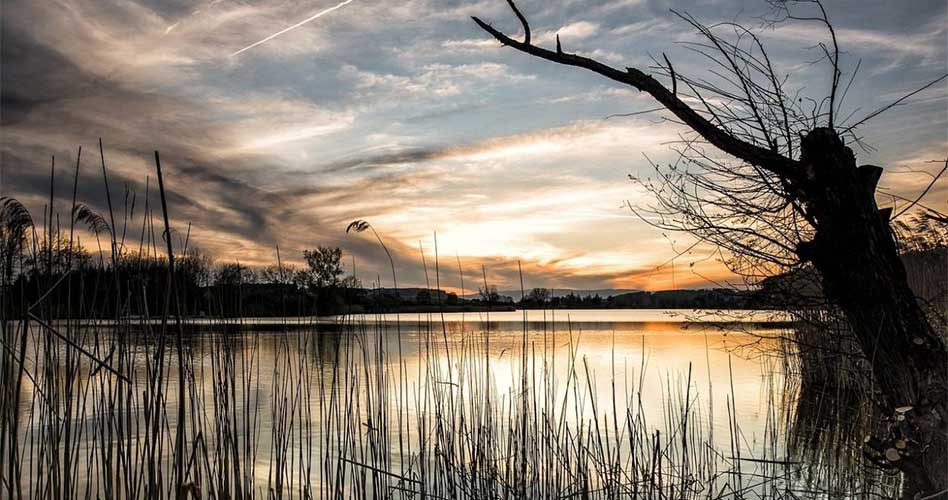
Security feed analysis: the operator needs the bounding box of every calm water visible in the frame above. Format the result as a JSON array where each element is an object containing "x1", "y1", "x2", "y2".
[
  {"x1": 14, "y1": 309, "x2": 814, "y2": 497},
  {"x1": 330, "y1": 309, "x2": 791, "y2": 449}
]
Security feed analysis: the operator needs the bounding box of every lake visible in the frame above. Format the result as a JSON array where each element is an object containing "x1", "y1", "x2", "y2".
[{"x1": 9, "y1": 309, "x2": 888, "y2": 498}]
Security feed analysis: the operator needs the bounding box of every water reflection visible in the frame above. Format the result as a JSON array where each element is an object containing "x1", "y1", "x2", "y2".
[{"x1": 9, "y1": 309, "x2": 889, "y2": 498}]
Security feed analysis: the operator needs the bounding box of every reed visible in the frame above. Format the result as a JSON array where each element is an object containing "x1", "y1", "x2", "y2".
[{"x1": 0, "y1": 149, "x2": 902, "y2": 499}]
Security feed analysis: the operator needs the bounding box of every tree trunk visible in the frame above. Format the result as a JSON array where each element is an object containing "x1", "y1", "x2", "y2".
[{"x1": 796, "y1": 128, "x2": 948, "y2": 497}]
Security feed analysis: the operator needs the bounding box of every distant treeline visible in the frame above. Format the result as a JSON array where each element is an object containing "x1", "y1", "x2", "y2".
[
  {"x1": 6, "y1": 247, "x2": 944, "y2": 318},
  {"x1": 1, "y1": 240, "x2": 511, "y2": 318},
  {"x1": 516, "y1": 287, "x2": 757, "y2": 310},
  {"x1": 4, "y1": 211, "x2": 945, "y2": 319},
  {"x1": 3, "y1": 245, "x2": 759, "y2": 318}
]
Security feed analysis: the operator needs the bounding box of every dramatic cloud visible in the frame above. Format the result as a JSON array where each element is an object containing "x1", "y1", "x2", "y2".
[{"x1": 2, "y1": 0, "x2": 945, "y2": 290}]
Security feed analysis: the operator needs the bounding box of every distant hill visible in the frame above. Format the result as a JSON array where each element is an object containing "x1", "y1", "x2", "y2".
[
  {"x1": 606, "y1": 289, "x2": 752, "y2": 309},
  {"x1": 462, "y1": 289, "x2": 639, "y2": 300}
]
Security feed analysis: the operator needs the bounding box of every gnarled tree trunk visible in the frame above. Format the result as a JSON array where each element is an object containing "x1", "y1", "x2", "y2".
[{"x1": 797, "y1": 129, "x2": 947, "y2": 496}]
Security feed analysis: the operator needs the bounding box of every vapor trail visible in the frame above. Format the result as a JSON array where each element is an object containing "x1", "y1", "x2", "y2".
[{"x1": 230, "y1": 0, "x2": 356, "y2": 57}]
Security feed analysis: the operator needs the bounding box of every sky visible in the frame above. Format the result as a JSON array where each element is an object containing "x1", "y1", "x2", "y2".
[{"x1": 1, "y1": 0, "x2": 946, "y2": 293}]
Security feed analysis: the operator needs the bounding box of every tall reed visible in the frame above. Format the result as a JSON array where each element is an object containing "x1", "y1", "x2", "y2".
[{"x1": 0, "y1": 148, "x2": 900, "y2": 499}]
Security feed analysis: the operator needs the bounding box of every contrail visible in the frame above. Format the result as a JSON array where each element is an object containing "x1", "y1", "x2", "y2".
[{"x1": 231, "y1": 0, "x2": 356, "y2": 57}]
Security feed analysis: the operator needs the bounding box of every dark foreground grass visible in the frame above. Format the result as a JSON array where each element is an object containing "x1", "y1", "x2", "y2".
[
  {"x1": 0, "y1": 154, "x2": 900, "y2": 498},
  {"x1": 0, "y1": 308, "x2": 901, "y2": 499}
]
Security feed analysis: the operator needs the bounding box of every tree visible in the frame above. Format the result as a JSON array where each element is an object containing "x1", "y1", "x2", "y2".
[
  {"x1": 260, "y1": 263, "x2": 298, "y2": 286},
  {"x1": 178, "y1": 249, "x2": 213, "y2": 288},
  {"x1": 525, "y1": 287, "x2": 550, "y2": 305},
  {"x1": 473, "y1": 1, "x2": 947, "y2": 494},
  {"x1": 340, "y1": 275, "x2": 362, "y2": 289},
  {"x1": 214, "y1": 262, "x2": 255, "y2": 286},
  {"x1": 300, "y1": 246, "x2": 345, "y2": 289},
  {"x1": 478, "y1": 285, "x2": 501, "y2": 304},
  {"x1": 24, "y1": 236, "x2": 92, "y2": 277}
]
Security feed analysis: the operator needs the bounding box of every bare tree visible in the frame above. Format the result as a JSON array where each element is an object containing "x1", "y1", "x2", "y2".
[
  {"x1": 478, "y1": 284, "x2": 502, "y2": 304},
  {"x1": 260, "y1": 263, "x2": 299, "y2": 286},
  {"x1": 526, "y1": 287, "x2": 551, "y2": 305},
  {"x1": 473, "y1": 1, "x2": 947, "y2": 495},
  {"x1": 214, "y1": 262, "x2": 256, "y2": 286}
]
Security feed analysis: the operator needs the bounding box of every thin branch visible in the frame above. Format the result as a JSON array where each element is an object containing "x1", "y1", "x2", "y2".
[
  {"x1": 842, "y1": 73, "x2": 948, "y2": 134},
  {"x1": 663, "y1": 52, "x2": 677, "y2": 96},
  {"x1": 472, "y1": 3, "x2": 801, "y2": 182},
  {"x1": 505, "y1": 0, "x2": 530, "y2": 45},
  {"x1": 891, "y1": 158, "x2": 948, "y2": 220}
]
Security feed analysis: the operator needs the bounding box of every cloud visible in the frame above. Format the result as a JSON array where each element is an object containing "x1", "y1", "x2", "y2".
[
  {"x1": 441, "y1": 38, "x2": 499, "y2": 52},
  {"x1": 3, "y1": 0, "x2": 946, "y2": 291},
  {"x1": 534, "y1": 21, "x2": 601, "y2": 45},
  {"x1": 310, "y1": 118, "x2": 679, "y2": 175},
  {"x1": 769, "y1": 21, "x2": 944, "y2": 61},
  {"x1": 344, "y1": 62, "x2": 536, "y2": 100}
]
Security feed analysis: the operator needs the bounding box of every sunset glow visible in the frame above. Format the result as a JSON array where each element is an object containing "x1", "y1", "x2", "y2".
[{"x1": 2, "y1": 0, "x2": 945, "y2": 291}]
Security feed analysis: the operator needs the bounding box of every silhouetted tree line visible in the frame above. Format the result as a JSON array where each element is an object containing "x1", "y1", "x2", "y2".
[
  {"x1": 4, "y1": 217, "x2": 943, "y2": 321},
  {"x1": 0, "y1": 232, "x2": 465, "y2": 317},
  {"x1": 3, "y1": 240, "x2": 211, "y2": 319},
  {"x1": 518, "y1": 288, "x2": 756, "y2": 310}
]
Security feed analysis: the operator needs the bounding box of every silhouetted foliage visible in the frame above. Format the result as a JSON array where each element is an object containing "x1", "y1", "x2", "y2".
[
  {"x1": 214, "y1": 262, "x2": 256, "y2": 286},
  {"x1": 473, "y1": 1, "x2": 948, "y2": 493},
  {"x1": 477, "y1": 285, "x2": 502, "y2": 305},
  {"x1": 301, "y1": 246, "x2": 344, "y2": 289},
  {"x1": 524, "y1": 287, "x2": 550, "y2": 306}
]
